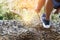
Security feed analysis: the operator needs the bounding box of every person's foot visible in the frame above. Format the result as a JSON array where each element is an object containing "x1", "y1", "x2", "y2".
[{"x1": 41, "y1": 14, "x2": 50, "y2": 28}]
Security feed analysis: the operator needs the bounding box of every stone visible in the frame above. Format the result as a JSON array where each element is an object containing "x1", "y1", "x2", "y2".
[{"x1": 0, "y1": 20, "x2": 60, "y2": 40}]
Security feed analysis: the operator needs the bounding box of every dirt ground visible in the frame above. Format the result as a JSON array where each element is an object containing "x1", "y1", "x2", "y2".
[
  {"x1": 0, "y1": 26, "x2": 60, "y2": 40},
  {"x1": 0, "y1": 20, "x2": 60, "y2": 40}
]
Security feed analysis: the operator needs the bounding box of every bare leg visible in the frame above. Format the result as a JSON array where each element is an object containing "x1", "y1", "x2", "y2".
[
  {"x1": 36, "y1": 0, "x2": 45, "y2": 13},
  {"x1": 45, "y1": 0, "x2": 53, "y2": 20},
  {"x1": 57, "y1": 8, "x2": 60, "y2": 13}
]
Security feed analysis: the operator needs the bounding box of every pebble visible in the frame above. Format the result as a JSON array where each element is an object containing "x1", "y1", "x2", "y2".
[{"x1": 0, "y1": 20, "x2": 59, "y2": 40}]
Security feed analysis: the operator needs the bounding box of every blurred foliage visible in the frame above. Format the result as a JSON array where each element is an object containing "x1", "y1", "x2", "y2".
[
  {"x1": 0, "y1": 0, "x2": 21, "y2": 20},
  {"x1": 0, "y1": 0, "x2": 39, "y2": 20},
  {"x1": 9, "y1": 0, "x2": 38, "y2": 10}
]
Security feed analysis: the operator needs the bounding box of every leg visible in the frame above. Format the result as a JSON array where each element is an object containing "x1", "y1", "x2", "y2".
[
  {"x1": 45, "y1": 0, "x2": 53, "y2": 20},
  {"x1": 41, "y1": 0, "x2": 53, "y2": 28},
  {"x1": 36, "y1": 0, "x2": 45, "y2": 13}
]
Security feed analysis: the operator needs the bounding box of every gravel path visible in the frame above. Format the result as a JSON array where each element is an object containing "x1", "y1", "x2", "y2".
[{"x1": 0, "y1": 20, "x2": 60, "y2": 40}]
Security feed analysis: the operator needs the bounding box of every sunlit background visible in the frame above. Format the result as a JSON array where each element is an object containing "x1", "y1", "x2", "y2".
[
  {"x1": 0, "y1": 0, "x2": 59, "y2": 28},
  {"x1": 7, "y1": 0, "x2": 39, "y2": 10},
  {"x1": 0, "y1": 0, "x2": 41, "y2": 27}
]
